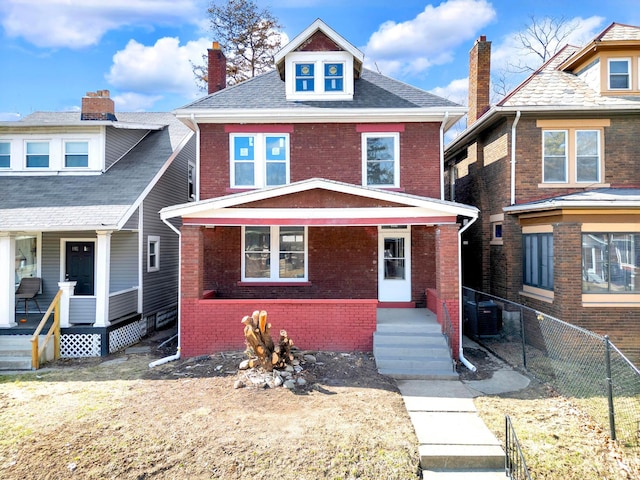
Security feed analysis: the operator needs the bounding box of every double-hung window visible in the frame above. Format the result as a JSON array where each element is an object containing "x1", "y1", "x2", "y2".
[
  {"x1": 242, "y1": 226, "x2": 307, "y2": 282},
  {"x1": 147, "y1": 236, "x2": 160, "y2": 272},
  {"x1": 608, "y1": 58, "x2": 631, "y2": 90},
  {"x1": 0, "y1": 142, "x2": 10, "y2": 168},
  {"x1": 64, "y1": 141, "x2": 89, "y2": 168},
  {"x1": 582, "y1": 233, "x2": 639, "y2": 293},
  {"x1": 231, "y1": 133, "x2": 289, "y2": 188},
  {"x1": 541, "y1": 125, "x2": 603, "y2": 185},
  {"x1": 26, "y1": 141, "x2": 49, "y2": 168},
  {"x1": 295, "y1": 63, "x2": 315, "y2": 92},
  {"x1": 523, "y1": 233, "x2": 554, "y2": 290},
  {"x1": 362, "y1": 132, "x2": 400, "y2": 187}
]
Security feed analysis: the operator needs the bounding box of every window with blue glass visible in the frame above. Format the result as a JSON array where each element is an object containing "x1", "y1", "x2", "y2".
[
  {"x1": 324, "y1": 63, "x2": 344, "y2": 92},
  {"x1": 295, "y1": 63, "x2": 314, "y2": 92},
  {"x1": 231, "y1": 133, "x2": 289, "y2": 188},
  {"x1": 523, "y1": 233, "x2": 554, "y2": 290},
  {"x1": 64, "y1": 141, "x2": 89, "y2": 168},
  {"x1": 26, "y1": 141, "x2": 49, "y2": 168},
  {"x1": 0, "y1": 142, "x2": 9, "y2": 168}
]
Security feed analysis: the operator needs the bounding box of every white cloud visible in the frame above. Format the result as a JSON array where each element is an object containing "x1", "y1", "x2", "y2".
[
  {"x1": 112, "y1": 92, "x2": 164, "y2": 112},
  {"x1": 106, "y1": 36, "x2": 211, "y2": 103},
  {"x1": 362, "y1": 0, "x2": 496, "y2": 77},
  {"x1": 0, "y1": 112, "x2": 21, "y2": 121},
  {"x1": 0, "y1": 0, "x2": 201, "y2": 49},
  {"x1": 430, "y1": 77, "x2": 469, "y2": 106}
]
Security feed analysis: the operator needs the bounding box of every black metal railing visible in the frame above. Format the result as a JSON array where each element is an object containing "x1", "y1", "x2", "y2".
[{"x1": 505, "y1": 415, "x2": 532, "y2": 480}]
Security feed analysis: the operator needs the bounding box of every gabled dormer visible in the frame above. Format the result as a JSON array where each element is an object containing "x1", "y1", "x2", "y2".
[
  {"x1": 274, "y1": 19, "x2": 364, "y2": 102},
  {"x1": 560, "y1": 22, "x2": 640, "y2": 96}
]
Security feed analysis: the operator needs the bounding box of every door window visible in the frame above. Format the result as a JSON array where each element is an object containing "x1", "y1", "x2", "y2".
[{"x1": 384, "y1": 237, "x2": 405, "y2": 280}]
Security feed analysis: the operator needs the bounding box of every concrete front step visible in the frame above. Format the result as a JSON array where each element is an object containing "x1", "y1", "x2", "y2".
[
  {"x1": 376, "y1": 322, "x2": 443, "y2": 334},
  {"x1": 0, "y1": 335, "x2": 49, "y2": 370},
  {"x1": 375, "y1": 356, "x2": 453, "y2": 372},
  {"x1": 374, "y1": 331, "x2": 447, "y2": 346},
  {"x1": 0, "y1": 356, "x2": 32, "y2": 370},
  {"x1": 419, "y1": 444, "x2": 506, "y2": 470},
  {"x1": 422, "y1": 469, "x2": 507, "y2": 479},
  {"x1": 374, "y1": 343, "x2": 451, "y2": 357},
  {"x1": 379, "y1": 368, "x2": 458, "y2": 380}
]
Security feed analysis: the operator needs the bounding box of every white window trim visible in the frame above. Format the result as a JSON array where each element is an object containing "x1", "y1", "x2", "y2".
[
  {"x1": 574, "y1": 129, "x2": 601, "y2": 184},
  {"x1": 541, "y1": 128, "x2": 605, "y2": 186},
  {"x1": 63, "y1": 139, "x2": 90, "y2": 169},
  {"x1": 188, "y1": 161, "x2": 196, "y2": 200},
  {"x1": 542, "y1": 130, "x2": 567, "y2": 184},
  {"x1": 25, "y1": 140, "x2": 50, "y2": 169},
  {"x1": 608, "y1": 57, "x2": 631, "y2": 90},
  {"x1": 147, "y1": 236, "x2": 160, "y2": 272},
  {"x1": 229, "y1": 133, "x2": 290, "y2": 189},
  {"x1": 285, "y1": 51, "x2": 354, "y2": 101},
  {"x1": 362, "y1": 132, "x2": 400, "y2": 188},
  {"x1": 0, "y1": 140, "x2": 11, "y2": 169},
  {"x1": 241, "y1": 226, "x2": 308, "y2": 282}
]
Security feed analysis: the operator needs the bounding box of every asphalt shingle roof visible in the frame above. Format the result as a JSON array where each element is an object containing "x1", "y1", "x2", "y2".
[
  {"x1": 177, "y1": 68, "x2": 461, "y2": 111},
  {"x1": 0, "y1": 112, "x2": 191, "y2": 230}
]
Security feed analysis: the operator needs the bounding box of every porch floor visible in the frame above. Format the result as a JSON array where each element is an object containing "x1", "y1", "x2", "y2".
[{"x1": 0, "y1": 312, "x2": 51, "y2": 334}]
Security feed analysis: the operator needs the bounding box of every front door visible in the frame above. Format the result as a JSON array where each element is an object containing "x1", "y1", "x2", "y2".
[
  {"x1": 66, "y1": 242, "x2": 95, "y2": 295},
  {"x1": 378, "y1": 227, "x2": 411, "y2": 302}
]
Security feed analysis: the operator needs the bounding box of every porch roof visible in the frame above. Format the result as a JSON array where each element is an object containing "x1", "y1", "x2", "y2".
[
  {"x1": 161, "y1": 178, "x2": 478, "y2": 226},
  {"x1": 503, "y1": 188, "x2": 640, "y2": 215}
]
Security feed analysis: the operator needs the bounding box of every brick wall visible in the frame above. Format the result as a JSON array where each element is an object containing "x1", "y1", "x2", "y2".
[
  {"x1": 199, "y1": 122, "x2": 442, "y2": 199},
  {"x1": 179, "y1": 298, "x2": 378, "y2": 356},
  {"x1": 435, "y1": 223, "x2": 460, "y2": 358}
]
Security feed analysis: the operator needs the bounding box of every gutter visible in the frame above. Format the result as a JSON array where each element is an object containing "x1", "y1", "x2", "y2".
[
  {"x1": 439, "y1": 111, "x2": 449, "y2": 200},
  {"x1": 458, "y1": 215, "x2": 478, "y2": 372},
  {"x1": 149, "y1": 217, "x2": 182, "y2": 367},
  {"x1": 510, "y1": 111, "x2": 521, "y2": 205}
]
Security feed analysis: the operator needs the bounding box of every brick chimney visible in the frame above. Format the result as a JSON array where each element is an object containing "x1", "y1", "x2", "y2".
[
  {"x1": 81, "y1": 90, "x2": 116, "y2": 121},
  {"x1": 468, "y1": 35, "x2": 491, "y2": 126},
  {"x1": 208, "y1": 41, "x2": 227, "y2": 94}
]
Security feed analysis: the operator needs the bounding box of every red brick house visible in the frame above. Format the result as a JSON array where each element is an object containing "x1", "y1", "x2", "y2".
[
  {"x1": 445, "y1": 24, "x2": 640, "y2": 363},
  {"x1": 161, "y1": 20, "x2": 477, "y2": 359}
]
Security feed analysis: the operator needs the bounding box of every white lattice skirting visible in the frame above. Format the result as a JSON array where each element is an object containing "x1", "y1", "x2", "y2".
[
  {"x1": 61, "y1": 334, "x2": 101, "y2": 358},
  {"x1": 109, "y1": 319, "x2": 146, "y2": 353}
]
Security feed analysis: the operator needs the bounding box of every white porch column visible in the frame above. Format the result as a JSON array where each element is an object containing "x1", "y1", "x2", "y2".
[
  {"x1": 57, "y1": 281, "x2": 76, "y2": 328},
  {"x1": 0, "y1": 233, "x2": 17, "y2": 328},
  {"x1": 94, "y1": 230, "x2": 111, "y2": 327}
]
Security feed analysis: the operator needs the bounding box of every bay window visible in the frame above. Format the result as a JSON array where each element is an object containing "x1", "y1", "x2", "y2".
[
  {"x1": 523, "y1": 233, "x2": 554, "y2": 290},
  {"x1": 582, "y1": 233, "x2": 639, "y2": 293}
]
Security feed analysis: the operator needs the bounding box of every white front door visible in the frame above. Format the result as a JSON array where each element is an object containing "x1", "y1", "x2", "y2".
[{"x1": 378, "y1": 227, "x2": 411, "y2": 302}]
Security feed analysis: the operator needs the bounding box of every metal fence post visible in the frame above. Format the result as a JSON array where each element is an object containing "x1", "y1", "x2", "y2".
[
  {"x1": 520, "y1": 306, "x2": 527, "y2": 370},
  {"x1": 604, "y1": 335, "x2": 616, "y2": 441}
]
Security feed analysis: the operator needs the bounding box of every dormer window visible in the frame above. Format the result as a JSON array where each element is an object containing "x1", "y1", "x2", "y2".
[
  {"x1": 608, "y1": 58, "x2": 631, "y2": 90},
  {"x1": 285, "y1": 52, "x2": 354, "y2": 101},
  {"x1": 26, "y1": 141, "x2": 49, "y2": 168}
]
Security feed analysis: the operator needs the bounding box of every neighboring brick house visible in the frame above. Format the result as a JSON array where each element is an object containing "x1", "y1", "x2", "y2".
[
  {"x1": 445, "y1": 23, "x2": 640, "y2": 363},
  {"x1": 0, "y1": 91, "x2": 195, "y2": 362},
  {"x1": 161, "y1": 20, "x2": 478, "y2": 358}
]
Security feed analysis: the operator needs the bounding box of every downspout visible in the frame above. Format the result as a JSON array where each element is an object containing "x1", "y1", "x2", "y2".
[
  {"x1": 439, "y1": 111, "x2": 449, "y2": 200},
  {"x1": 458, "y1": 215, "x2": 478, "y2": 372},
  {"x1": 510, "y1": 111, "x2": 521, "y2": 205},
  {"x1": 149, "y1": 218, "x2": 182, "y2": 367}
]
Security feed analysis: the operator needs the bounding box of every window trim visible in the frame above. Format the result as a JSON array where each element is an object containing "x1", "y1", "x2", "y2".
[
  {"x1": 25, "y1": 140, "x2": 50, "y2": 169},
  {"x1": 285, "y1": 51, "x2": 354, "y2": 101},
  {"x1": 608, "y1": 57, "x2": 631, "y2": 90},
  {"x1": 523, "y1": 232, "x2": 554, "y2": 291},
  {"x1": 229, "y1": 133, "x2": 290, "y2": 189},
  {"x1": 147, "y1": 236, "x2": 160, "y2": 273},
  {"x1": 490, "y1": 213, "x2": 504, "y2": 246},
  {"x1": 241, "y1": 226, "x2": 308, "y2": 283},
  {"x1": 63, "y1": 140, "x2": 89, "y2": 169},
  {"x1": 542, "y1": 129, "x2": 568, "y2": 183},
  {"x1": 188, "y1": 161, "x2": 196, "y2": 201},
  {"x1": 361, "y1": 132, "x2": 400, "y2": 188}
]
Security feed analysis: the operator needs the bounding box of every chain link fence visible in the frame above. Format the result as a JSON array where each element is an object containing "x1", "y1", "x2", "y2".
[{"x1": 463, "y1": 287, "x2": 640, "y2": 448}]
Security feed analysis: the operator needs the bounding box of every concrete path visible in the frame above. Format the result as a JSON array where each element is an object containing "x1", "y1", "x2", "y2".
[{"x1": 396, "y1": 342, "x2": 531, "y2": 479}]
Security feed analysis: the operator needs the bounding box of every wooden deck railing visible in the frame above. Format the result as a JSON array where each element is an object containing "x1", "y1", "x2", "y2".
[{"x1": 30, "y1": 289, "x2": 63, "y2": 370}]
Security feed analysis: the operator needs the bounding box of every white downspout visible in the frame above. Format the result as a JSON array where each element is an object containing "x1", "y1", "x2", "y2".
[
  {"x1": 192, "y1": 114, "x2": 201, "y2": 202},
  {"x1": 439, "y1": 111, "x2": 449, "y2": 201},
  {"x1": 458, "y1": 215, "x2": 478, "y2": 372},
  {"x1": 149, "y1": 218, "x2": 182, "y2": 367},
  {"x1": 510, "y1": 111, "x2": 521, "y2": 205}
]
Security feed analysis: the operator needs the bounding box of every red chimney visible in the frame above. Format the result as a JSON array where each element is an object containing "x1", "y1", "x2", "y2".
[
  {"x1": 81, "y1": 90, "x2": 116, "y2": 121},
  {"x1": 208, "y1": 41, "x2": 227, "y2": 94},
  {"x1": 468, "y1": 35, "x2": 491, "y2": 126}
]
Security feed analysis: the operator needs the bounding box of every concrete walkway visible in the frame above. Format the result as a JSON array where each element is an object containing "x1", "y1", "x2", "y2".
[{"x1": 396, "y1": 341, "x2": 531, "y2": 479}]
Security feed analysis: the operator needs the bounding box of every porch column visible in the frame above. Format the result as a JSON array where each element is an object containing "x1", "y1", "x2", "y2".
[
  {"x1": 435, "y1": 223, "x2": 460, "y2": 358},
  {"x1": 94, "y1": 230, "x2": 112, "y2": 327},
  {"x1": 0, "y1": 233, "x2": 17, "y2": 328},
  {"x1": 58, "y1": 281, "x2": 76, "y2": 328}
]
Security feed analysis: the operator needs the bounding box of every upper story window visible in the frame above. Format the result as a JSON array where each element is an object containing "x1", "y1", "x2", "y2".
[
  {"x1": 147, "y1": 236, "x2": 160, "y2": 272},
  {"x1": 25, "y1": 141, "x2": 49, "y2": 168},
  {"x1": 285, "y1": 52, "x2": 354, "y2": 101},
  {"x1": 608, "y1": 58, "x2": 631, "y2": 90},
  {"x1": 64, "y1": 141, "x2": 89, "y2": 168},
  {"x1": 230, "y1": 133, "x2": 289, "y2": 189},
  {"x1": 538, "y1": 120, "x2": 609, "y2": 187},
  {"x1": 188, "y1": 162, "x2": 196, "y2": 200},
  {"x1": 362, "y1": 132, "x2": 400, "y2": 188},
  {"x1": 0, "y1": 142, "x2": 9, "y2": 168}
]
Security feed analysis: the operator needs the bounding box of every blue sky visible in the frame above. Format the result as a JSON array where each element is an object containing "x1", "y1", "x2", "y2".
[{"x1": 1, "y1": 0, "x2": 639, "y2": 121}]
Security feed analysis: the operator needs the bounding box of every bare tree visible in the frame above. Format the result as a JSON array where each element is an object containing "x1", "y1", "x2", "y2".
[
  {"x1": 492, "y1": 15, "x2": 579, "y2": 101},
  {"x1": 193, "y1": 0, "x2": 283, "y2": 90}
]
